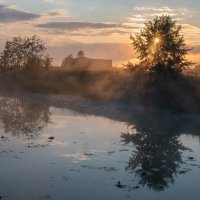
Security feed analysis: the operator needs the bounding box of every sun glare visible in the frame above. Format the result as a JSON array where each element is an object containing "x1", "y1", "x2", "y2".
[{"x1": 154, "y1": 37, "x2": 160, "y2": 44}]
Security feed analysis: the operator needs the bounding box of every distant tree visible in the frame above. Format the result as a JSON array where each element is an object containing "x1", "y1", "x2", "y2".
[
  {"x1": 130, "y1": 15, "x2": 192, "y2": 74},
  {"x1": 67, "y1": 54, "x2": 73, "y2": 60},
  {"x1": 61, "y1": 54, "x2": 74, "y2": 68},
  {"x1": 77, "y1": 50, "x2": 85, "y2": 58},
  {"x1": 0, "y1": 35, "x2": 52, "y2": 75}
]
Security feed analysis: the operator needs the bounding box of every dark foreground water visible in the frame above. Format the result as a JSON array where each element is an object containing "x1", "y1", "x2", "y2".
[{"x1": 0, "y1": 93, "x2": 200, "y2": 200}]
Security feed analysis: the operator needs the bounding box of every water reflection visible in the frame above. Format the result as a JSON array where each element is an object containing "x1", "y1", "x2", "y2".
[
  {"x1": 0, "y1": 94, "x2": 50, "y2": 137},
  {"x1": 43, "y1": 96, "x2": 200, "y2": 191},
  {"x1": 121, "y1": 111, "x2": 200, "y2": 192},
  {"x1": 0, "y1": 93, "x2": 200, "y2": 193},
  {"x1": 47, "y1": 97, "x2": 200, "y2": 192},
  {"x1": 121, "y1": 129, "x2": 187, "y2": 191}
]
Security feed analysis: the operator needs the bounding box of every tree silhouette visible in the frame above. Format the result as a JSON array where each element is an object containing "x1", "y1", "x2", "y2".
[
  {"x1": 61, "y1": 54, "x2": 74, "y2": 68},
  {"x1": 130, "y1": 16, "x2": 192, "y2": 73},
  {"x1": 77, "y1": 50, "x2": 85, "y2": 58},
  {"x1": 0, "y1": 35, "x2": 52, "y2": 75}
]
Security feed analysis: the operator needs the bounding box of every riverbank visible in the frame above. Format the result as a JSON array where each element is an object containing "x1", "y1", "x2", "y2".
[{"x1": 1, "y1": 68, "x2": 200, "y2": 113}]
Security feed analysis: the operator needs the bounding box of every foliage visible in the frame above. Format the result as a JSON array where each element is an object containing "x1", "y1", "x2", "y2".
[
  {"x1": 77, "y1": 50, "x2": 85, "y2": 58},
  {"x1": 61, "y1": 54, "x2": 74, "y2": 68},
  {"x1": 130, "y1": 16, "x2": 192, "y2": 73},
  {"x1": 0, "y1": 35, "x2": 52, "y2": 75}
]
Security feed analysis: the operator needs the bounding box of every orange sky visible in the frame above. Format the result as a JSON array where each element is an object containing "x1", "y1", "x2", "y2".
[{"x1": 0, "y1": 1, "x2": 199, "y2": 66}]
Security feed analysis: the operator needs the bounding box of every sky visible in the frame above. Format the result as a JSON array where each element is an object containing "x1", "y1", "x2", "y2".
[{"x1": 0, "y1": 0, "x2": 200, "y2": 66}]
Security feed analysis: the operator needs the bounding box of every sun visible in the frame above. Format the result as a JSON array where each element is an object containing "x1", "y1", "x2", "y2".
[{"x1": 154, "y1": 37, "x2": 160, "y2": 44}]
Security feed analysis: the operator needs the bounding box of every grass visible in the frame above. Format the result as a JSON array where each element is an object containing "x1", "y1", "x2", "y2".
[
  {"x1": 0, "y1": 67, "x2": 129, "y2": 100},
  {"x1": 1, "y1": 66, "x2": 200, "y2": 112}
]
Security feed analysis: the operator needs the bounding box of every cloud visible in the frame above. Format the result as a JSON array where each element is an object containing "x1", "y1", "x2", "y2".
[
  {"x1": 0, "y1": 4, "x2": 40, "y2": 23},
  {"x1": 36, "y1": 21, "x2": 121, "y2": 30},
  {"x1": 43, "y1": 0, "x2": 62, "y2": 3},
  {"x1": 129, "y1": 6, "x2": 187, "y2": 23},
  {"x1": 133, "y1": 7, "x2": 175, "y2": 12},
  {"x1": 126, "y1": 6, "x2": 200, "y2": 46},
  {"x1": 47, "y1": 9, "x2": 69, "y2": 17},
  {"x1": 182, "y1": 24, "x2": 200, "y2": 36},
  {"x1": 0, "y1": 3, "x2": 198, "y2": 66},
  {"x1": 34, "y1": 21, "x2": 140, "y2": 40},
  {"x1": 181, "y1": 24, "x2": 200, "y2": 45}
]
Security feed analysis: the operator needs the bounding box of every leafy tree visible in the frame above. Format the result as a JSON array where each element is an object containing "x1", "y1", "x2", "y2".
[
  {"x1": 130, "y1": 16, "x2": 192, "y2": 73},
  {"x1": 61, "y1": 54, "x2": 74, "y2": 68},
  {"x1": 0, "y1": 35, "x2": 52, "y2": 74},
  {"x1": 77, "y1": 50, "x2": 85, "y2": 58}
]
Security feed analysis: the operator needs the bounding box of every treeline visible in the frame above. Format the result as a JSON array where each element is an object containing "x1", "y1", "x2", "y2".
[
  {"x1": 0, "y1": 33, "x2": 200, "y2": 112},
  {"x1": 0, "y1": 35, "x2": 52, "y2": 76},
  {"x1": 0, "y1": 35, "x2": 128, "y2": 100},
  {"x1": 61, "y1": 50, "x2": 85, "y2": 68}
]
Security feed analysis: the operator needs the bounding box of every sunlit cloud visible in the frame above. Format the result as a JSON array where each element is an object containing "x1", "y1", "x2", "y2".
[
  {"x1": 129, "y1": 6, "x2": 187, "y2": 23},
  {"x1": 33, "y1": 20, "x2": 143, "y2": 46},
  {"x1": 182, "y1": 24, "x2": 200, "y2": 45},
  {"x1": 0, "y1": 2, "x2": 199, "y2": 65}
]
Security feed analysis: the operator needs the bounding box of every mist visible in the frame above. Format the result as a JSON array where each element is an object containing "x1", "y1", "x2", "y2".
[{"x1": 0, "y1": 1, "x2": 200, "y2": 198}]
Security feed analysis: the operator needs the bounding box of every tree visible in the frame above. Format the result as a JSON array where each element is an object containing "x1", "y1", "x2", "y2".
[
  {"x1": 130, "y1": 16, "x2": 192, "y2": 73},
  {"x1": 61, "y1": 54, "x2": 74, "y2": 68},
  {"x1": 77, "y1": 50, "x2": 85, "y2": 58},
  {"x1": 0, "y1": 35, "x2": 52, "y2": 74}
]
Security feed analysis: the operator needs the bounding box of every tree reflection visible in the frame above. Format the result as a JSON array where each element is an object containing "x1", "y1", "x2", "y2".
[
  {"x1": 39, "y1": 94, "x2": 200, "y2": 192},
  {"x1": 120, "y1": 111, "x2": 197, "y2": 192},
  {"x1": 0, "y1": 95, "x2": 50, "y2": 137}
]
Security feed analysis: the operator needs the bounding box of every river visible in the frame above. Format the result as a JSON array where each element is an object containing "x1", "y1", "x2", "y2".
[{"x1": 0, "y1": 93, "x2": 200, "y2": 200}]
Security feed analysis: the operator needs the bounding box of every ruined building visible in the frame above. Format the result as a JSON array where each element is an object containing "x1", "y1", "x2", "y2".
[{"x1": 61, "y1": 53, "x2": 112, "y2": 70}]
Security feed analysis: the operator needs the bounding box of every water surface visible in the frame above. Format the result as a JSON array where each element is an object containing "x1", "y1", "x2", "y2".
[{"x1": 0, "y1": 93, "x2": 200, "y2": 200}]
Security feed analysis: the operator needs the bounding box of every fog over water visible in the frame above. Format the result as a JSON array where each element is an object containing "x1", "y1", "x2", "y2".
[
  {"x1": 0, "y1": 93, "x2": 200, "y2": 200},
  {"x1": 0, "y1": 1, "x2": 200, "y2": 199}
]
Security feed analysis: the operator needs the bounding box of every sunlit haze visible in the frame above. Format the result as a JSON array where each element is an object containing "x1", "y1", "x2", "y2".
[
  {"x1": 0, "y1": 0, "x2": 200, "y2": 66},
  {"x1": 1, "y1": 2, "x2": 200, "y2": 200}
]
